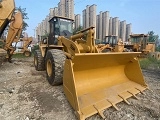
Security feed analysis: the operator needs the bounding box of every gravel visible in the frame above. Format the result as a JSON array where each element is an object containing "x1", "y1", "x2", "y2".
[{"x1": 0, "y1": 57, "x2": 159, "y2": 120}]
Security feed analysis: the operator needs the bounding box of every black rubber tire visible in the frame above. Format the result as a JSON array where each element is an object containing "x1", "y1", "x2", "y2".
[
  {"x1": 23, "y1": 51, "x2": 31, "y2": 57},
  {"x1": 45, "y1": 49, "x2": 66, "y2": 86},
  {"x1": 34, "y1": 50, "x2": 45, "y2": 71}
]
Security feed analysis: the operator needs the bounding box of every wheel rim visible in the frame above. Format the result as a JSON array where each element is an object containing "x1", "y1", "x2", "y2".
[
  {"x1": 47, "y1": 59, "x2": 52, "y2": 77},
  {"x1": 34, "y1": 56, "x2": 38, "y2": 67},
  {"x1": 25, "y1": 51, "x2": 30, "y2": 57}
]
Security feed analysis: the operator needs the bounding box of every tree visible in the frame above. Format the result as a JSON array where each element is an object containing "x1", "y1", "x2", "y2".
[
  {"x1": 41, "y1": 30, "x2": 49, "y2": 40},
  {"x1": 73, "y1": 26, "x2": 83, "y2": 35},
  {"x1": 16, "y1": 6, "x2": 29, "y2": 31},
  {"x1": 148, "y1": 31, "x2": 159, "y2": 42},
  {"x1": 148, "y1": 31, "x2": 160, "y2": 51}
]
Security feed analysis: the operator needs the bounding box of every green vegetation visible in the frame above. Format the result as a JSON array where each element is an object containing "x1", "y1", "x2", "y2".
[
  {"x1": 16, "y1": 6, "x2": 29, "y2": 31},
  {"x1": 156, "y1": 45, "x2": 160, "y2": 52},
  {"x1": 73, "y1": 26, "x2": 83, "y2": 35},
  {"x1": 12, "y1": 45, "x2": 39, "y2": 59},
  {"x1": 12, "y1": 53, "x2": 29, "y2": 58},
  {"x1": 31, "y1": 44, "x2": 39, "y2": 53},
  {"x1": 0, "y1": 40, "x2": 4, "y2": 48},
  {"x1": 148, "y1": 31, "x2": 160, "y2": 52},
  {"x1": 139, "y1": 56, "x2": 160, "y2": 69},
  {"x1": 148, "y1": 31, "x2": 159, "y2": 42}
]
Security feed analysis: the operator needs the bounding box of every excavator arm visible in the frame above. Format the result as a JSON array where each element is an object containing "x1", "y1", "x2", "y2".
[{"x1": 3, "y1": 11, "x2": 23, "y2": 61}]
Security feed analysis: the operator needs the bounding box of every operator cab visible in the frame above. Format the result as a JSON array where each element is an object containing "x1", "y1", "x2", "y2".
[
  {"x1": 129, "y1": 34, "x2": 148, "y2": 51},
  {"x1": 48, "y1": 16, "x2": 74, "y2": 45},
  {"x1": 104, "y1": 35, "x2": 118, "y2": 47}
]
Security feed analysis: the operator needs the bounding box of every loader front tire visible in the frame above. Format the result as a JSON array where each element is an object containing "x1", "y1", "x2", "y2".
[
  {"x1": 34, "y1": 50, "x2": 45, "y2": 71},
  {"x1": 45, "y1": 49, "x2": 66, "y2": 86}
]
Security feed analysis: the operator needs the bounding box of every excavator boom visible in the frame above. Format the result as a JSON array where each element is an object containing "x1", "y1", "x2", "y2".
[{"x1": 3, "y1": 11, "x2": 23, "y2": 60}]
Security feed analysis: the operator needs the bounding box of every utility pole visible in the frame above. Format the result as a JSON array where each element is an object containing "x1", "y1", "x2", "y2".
[{"x1": 33, "y1": 29, "x2": 35, "y2": 38}]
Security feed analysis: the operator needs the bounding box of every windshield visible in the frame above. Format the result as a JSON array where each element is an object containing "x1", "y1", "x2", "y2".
[
  {"x1": 105, "y1": 36, "x2": 117, "y2": 45},
  {"x1": 60, "y1": 19, "x2": 73, "y2": 33},
  {"x1": 131, "y1": 37, "x2": 141, "y2": 44}
]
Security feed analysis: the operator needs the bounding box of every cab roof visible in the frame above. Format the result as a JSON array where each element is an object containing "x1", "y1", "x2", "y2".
[
  {"x1": 130, "y1": 34, "x2": 148, "y2": 37},
  {"x1": 49, "y1": 16, "x2": 74, "y2": 22}
]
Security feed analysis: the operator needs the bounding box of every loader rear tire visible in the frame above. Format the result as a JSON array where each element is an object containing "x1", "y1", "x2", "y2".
[
  {"x1": 45, "y1": 49, "x2": 66, "y2": 86},
  {"x1": 34, "y1": 50, "x2": 45, "y2": 71}
]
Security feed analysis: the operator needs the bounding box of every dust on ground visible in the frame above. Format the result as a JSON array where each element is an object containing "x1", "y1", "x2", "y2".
[{"x1": 0, "y1": 57, "x2": 160, "y2": 120}]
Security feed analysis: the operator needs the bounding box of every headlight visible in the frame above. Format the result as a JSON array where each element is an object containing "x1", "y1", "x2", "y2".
[{"x1": 55, "y1": 35, "x2": 59, "y2": 38}]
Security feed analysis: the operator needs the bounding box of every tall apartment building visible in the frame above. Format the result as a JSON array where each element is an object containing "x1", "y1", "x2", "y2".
[
  {"x1": 75, "y1": 14, "x2": 81, "y2": 29},
  {"x1": 120, "y1": 20, "x2": 126, "y2": 41},
  {"x1": 54, "y1": 7, "x2": 58, "y2": 16},
  {"x1": 65, "y1": 0, "x2": 74, "y2": 19},
  {"x1": 96, "y1": 15, "x2": 99, "y2": 39},
  {"x1": 45, "y1": 16, "x2": 50, "y2": 34},
  {"x1": 35, "y1": 1, "x2": 133, "y2": 42},
  {"x1": 42, "y1": 20, "x2": 45, "y2": 35},
  {"x1": 58, "y1": 0, "x2": 65, "y2": 17},
  {"x1": 96, "y1": 11, "x2": 109, "y2": 40},
  {"x1": 118, "y1": 20, "x2": 120, "y2": 37},
  {"x1": 109, "y1": 17, "x2": 112, "y2": 35},
  {"x1": 82, "y1": 5, "x2": 90, "y2": 28},
  {"x1": 96, "y1": 12, "x2": 102, "y2": 40},
  {"x1": 83, "y1": 4, "x2": 97, "y2": 38},
  {"x1": 82, "y1": 9, "x2": 86, "y2": 29},
  {"x1": 58, "y1": 0, "x2": 74, "y2": 19},
  {"x1": 86, "y1": 5, "x2": 90, "y2": 28},
  {"x1": 126, "y1": 23, "x2": 132, "y2": 41},
  {"x1": 102, "y1": 11, "x2": 109, "y2": 39},
  {"x1": 35, "y1": 23, "x2": 41, "y2": 41},
  {"x1": 49, "y1": 8, "x2": 54, "y2": 19},
  {"x1": 112, "y1": 17, "x2": 119, "y2": 36},
  {"x1": 49, "y1": 7, "x2": 58, "y2": 19},
  {"x1": 36, "y1": 0, "x2": 74, "y2": 40},
  {"x1": 35, "y1": 16, "x2": 49, "y2": 39},
  {"x1": 90, "y1": 4, "x2": 96, "y2": 38}
]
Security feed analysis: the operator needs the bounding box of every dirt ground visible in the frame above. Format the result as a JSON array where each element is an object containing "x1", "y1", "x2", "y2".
[{"x1": 0, "y1": 57, "x2": 160, "y2": 120}]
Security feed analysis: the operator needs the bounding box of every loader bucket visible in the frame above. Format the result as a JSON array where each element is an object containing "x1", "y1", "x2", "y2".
[{"x1": 63, "y1": 52, "x2": 148, "y2": 120}]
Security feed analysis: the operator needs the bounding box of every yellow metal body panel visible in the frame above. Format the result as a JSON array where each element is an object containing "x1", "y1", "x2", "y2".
[
  {"x1": 143, "y1": 43, "x2": 155, "y2": 53},
  {"x1": 0, "y1": 0, "x2": 15, "y2": 35},
  {"x1": 114, "y1": 45, "x2": 124, "y2": 52},
  {"x1": 63, "y1": 52, "x2": 147, "y2": 120}
]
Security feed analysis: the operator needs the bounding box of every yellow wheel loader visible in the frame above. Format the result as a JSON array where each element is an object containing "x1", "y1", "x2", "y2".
[
  {"x1": 97, "y1": 35, "x2": 125, "y2": 52},
  {"x1": 0, "y1": 0, "x2": 23, "y2": 62},
  {"x1": 126, "y1": 34, "x2": 159, "y2": 59},
  {"x1": 34, "y1": 16, "x2": 148, "y2": 120},
  {"x1": 127, "y1": 34, "x2": 154, "y2": 53}
]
